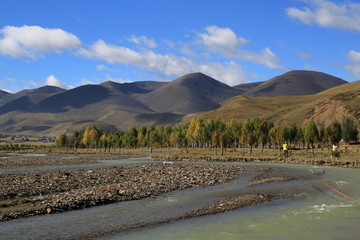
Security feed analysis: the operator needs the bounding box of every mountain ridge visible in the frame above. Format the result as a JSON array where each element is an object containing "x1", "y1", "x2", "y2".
[{"x1": 0, "y1": 70, "x2": 352, "y2": 136}]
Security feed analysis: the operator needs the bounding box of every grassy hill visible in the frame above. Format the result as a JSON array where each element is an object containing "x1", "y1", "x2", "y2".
[{"x1": 190, "y1": 80, "x2": 360, "y2": 126}]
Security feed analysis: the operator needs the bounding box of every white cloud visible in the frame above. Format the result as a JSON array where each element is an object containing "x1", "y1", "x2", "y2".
[
  {"x1": 79, "y1": 40, "x2": 248, "y2": 85},
  {"x1": 0, "y1": 25, "x2": 81, "y2": 58},
  {"x1": 197, "y1": 61, "x2": 247, "y2": 86},
  {"x1": 297, "y1": 51, "x2": 313, "y2": 60},
  {"x1": 197, "y1": 25, "x2": 284, "y2": 70},
  {"x1": 303, "y1": 65, "x2": 319, "y2": 71},
  {"x1": 198, "y1": 25, "x2": 249, "y2": 57},
  {"x1": 347, "y1": 50, "x2": 360, "y2": 61},
  {"x1": 45, "y1": 75, "x2": 70, "y2": 89},
  {"x1": 241, "y1": 47, "x2": 284, "y2": 70},
  {"x1": 286, "y1": 0, "x2": 360, "y2": 31},
  {"x1": 78, "y1": 78, "x2": 96, "y2": 86},
  {"x1": 79, "y1": 40, "x2": 141, "y2": 64},
  {"x1": 96, "y1": 64, "x2": 109, "y2": 71},
  {"x1": 344, "y1": 50, "x2": 360, "y2": 78},
  {"x1": 128, "y1": 35, "x2": 157, "y2": 48},
  {"x1": 104, "y1": 74, "x2": 133, "y2": 84}
]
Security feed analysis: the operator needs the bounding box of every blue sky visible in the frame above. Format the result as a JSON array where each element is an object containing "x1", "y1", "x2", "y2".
[{"x1": 1, "y1": 0, "x2": 360, "y2": 92}]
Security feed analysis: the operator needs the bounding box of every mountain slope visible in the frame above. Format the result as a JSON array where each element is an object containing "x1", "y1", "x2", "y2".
[
  {"x1": 189, "y1": 80, "x2": 360, "y2": 126},
  {"x1": 0, "y1": 90, "x2": 10, "y2": 99},
  {"x1": 136, "y1": 72, "x2": 242, "y2": 114},
  {"x1": 244, "y1": 70, "x2": 347, "y2": 97},
  {"x1": 0, "y1": 71, "x2": 356, "y2": 136},
  {"x1": 232, "y1": 81, "x2": 264, "y2": 94},
  {"x1": 0, "y1": 86, "x2": 65, "y2": 107}
]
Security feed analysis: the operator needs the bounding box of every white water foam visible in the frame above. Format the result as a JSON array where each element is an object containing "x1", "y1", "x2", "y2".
[
  {"x1": 335, "y1": 181, "x2": 349, "y2": 186},
  {"x1": 312, "y1": 203, "x2": 353, "y2": 213}
]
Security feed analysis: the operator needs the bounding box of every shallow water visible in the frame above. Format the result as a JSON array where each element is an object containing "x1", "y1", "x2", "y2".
[
  {"x1": 103, "y1": 165, "x2": 360, "y2": 240},
  {"x1": 0, "y1": 161, "x2": 359, "y2": 240}
]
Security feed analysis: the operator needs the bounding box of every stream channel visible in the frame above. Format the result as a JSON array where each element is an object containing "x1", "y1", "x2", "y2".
[{"x1": 1, "y1": 155, "x2": 360, "y2": 240}]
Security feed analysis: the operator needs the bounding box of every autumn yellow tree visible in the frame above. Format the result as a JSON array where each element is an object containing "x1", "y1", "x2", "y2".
[
  {"x1": 186, "y1": 118, "x2": 206, "y2": 147},
  {"x1": 81, "y1": 126, "x2": 100, "y2": 147},
  {"x1": 98, "y1": 133, "x2": 110, "y2": 148}
]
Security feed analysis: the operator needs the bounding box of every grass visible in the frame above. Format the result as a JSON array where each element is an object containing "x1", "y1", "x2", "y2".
[
  {"x1": 1, "y1": 144, "x2": 358, "y2": 164},
  {"x1": 187, "y1": 81, "x2": 360, "y2": 126}
]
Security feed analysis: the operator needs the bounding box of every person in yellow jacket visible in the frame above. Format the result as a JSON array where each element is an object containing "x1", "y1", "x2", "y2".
[{"x1": 283, "y1": 142, "x2": 288, "y2": 157}]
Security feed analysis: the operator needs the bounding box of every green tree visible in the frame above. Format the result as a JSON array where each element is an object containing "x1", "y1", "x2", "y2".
[
  {"x1": 256, "y1": 119, "x2": 273, "y2": 152},
  {"x1": 55, "y1": 134, "x2": 67, "y2": 147},
  {"x1": 342, "y1": 118, "x2": 358, "y2": 144},
  {"x1": 123, "y1": 127, "x2": 138, "y2": 147},
  {"x1": 98, "y1": 133, "x2": 110, "y2": 149},
  {"x1": 326, "y1": 122, "x2": 342, "y2": 145},
  {"x1": 226, "y1": 119, "x2": 242, "y2": 148},
  {"x1": 304, "y1": 121, "x2": 319, "y2": 155},
  {"x1": 241, "y1": 118, "x2": 259, "y2": 155},
  {"x1": 137, "y1": 126, "x2": 147, "y2": 148},
  {"x1": 269, "y1": 125, "x2": 281, "y2": 155}
]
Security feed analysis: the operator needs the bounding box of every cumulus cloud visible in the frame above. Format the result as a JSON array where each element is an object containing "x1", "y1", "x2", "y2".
[
  {"x1": 198, "y1": 25, "x2": 249, "y2": 57},
  {"x1": 128, "y1": 35, "x2": 157, "y2": 48},
  {"x1": 241, "y1": 47, "x2": 284, "y2": 70},
  {"x1": 344, "y1": 50, "x2": 360, "y2": 78},
  {"x1": 45, "y1": 75, "x2": 70, "y2": 89},
  {"x1": 286, "y1": 0, "x2": 360, "y2": 31},
  {"x1": 79, "y1": 40, "x2": 140, "y2": 64},
  {"x1": 0, "y1": 25, "x2": 81, "y2": 58},
  {"x1": 198, "y1": 25, "x2": 284, "y2": 70},
  {"x1": 78, "y1": 26, "x2": 285, "y2": 85},
  {"x1": 79, "y1": 40, "x2": 247, "y2": 85}
]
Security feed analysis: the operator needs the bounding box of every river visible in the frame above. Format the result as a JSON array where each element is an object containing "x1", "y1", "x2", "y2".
[{"x1": 0, "y1": 157, "x2": 359, "y2": 240}]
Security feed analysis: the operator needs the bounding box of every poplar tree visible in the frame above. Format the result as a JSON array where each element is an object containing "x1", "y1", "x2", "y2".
[
  {"x1": 304, "y1": 121, "x2": 319, "y2": 155},
  {"x1": 342, "y1": 118, "x2": 358, "y2": 144}
]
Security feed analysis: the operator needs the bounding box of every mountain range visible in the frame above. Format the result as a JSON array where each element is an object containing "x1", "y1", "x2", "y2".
[{"x1": 0, "y1": 70, "x2": 357, "y2": 136}]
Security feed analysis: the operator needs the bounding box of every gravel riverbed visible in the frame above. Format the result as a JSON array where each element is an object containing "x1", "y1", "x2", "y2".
[{"x1": 0, "y1": 162, "x2": 268, "y2": 221}]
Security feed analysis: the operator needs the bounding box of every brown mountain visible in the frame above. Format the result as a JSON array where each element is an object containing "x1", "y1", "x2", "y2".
[
  {"x1": 232, "y1": 81, "x2": 264, "y2": 94},
  {"x1": 136, "y1": 73, "x2": 242, "y2": 114},
  {"x1": 0, "y1": 86, "x2": 64, "y2": 107},
  {"x1": 0, "y1": 73, "x2": 238, "y2": 135},
  {"x1": 0, "y1": 86, "x2": 65, "y2": 114},
  {"x1": 0, "y1": 71, "x2": 354, "y2": 136},
  {"x1": 0, "y1": 90, "x2": 10, "y2": 99},
  {"x1": 244, "y1": 70, "x2": 347, "y2": 97}
]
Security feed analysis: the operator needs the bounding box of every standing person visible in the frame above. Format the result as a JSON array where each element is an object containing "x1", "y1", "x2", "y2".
[
  {"x1": 332, "y1": 143, "x2": 338, "y2": 152},
  {"x1": 283, "y1": 142, "x2": 288, "y2": 157}
]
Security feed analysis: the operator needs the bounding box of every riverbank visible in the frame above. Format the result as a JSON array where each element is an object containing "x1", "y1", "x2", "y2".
[
  {"x1": 0, "y1": 153, "x2": 141, "y2": 167},
  {"x1": 72, "y1": 193, "x2": 287, "y2": 240},
  {"x1": 152, "y1": 155, "x2": 360, "y2": 168},
  {"x1": 1, "y1": 145, "x2": 359, "y2": 166},
  {"x1": 1, "y1": 162, "x2": 273, "y2": 221}
]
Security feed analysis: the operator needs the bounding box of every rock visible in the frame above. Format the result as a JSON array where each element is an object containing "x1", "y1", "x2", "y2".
[
  {"x1": 104, "y1": 187, "x2": 119, "y2": 195},
  {"x1": 0, "y1": 162, "x2": 267, "y2": 221}
]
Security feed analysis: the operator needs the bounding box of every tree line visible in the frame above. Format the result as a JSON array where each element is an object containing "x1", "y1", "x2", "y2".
[{"x1": 55, "y1": 117, "x2": 359, "y2": 155}]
